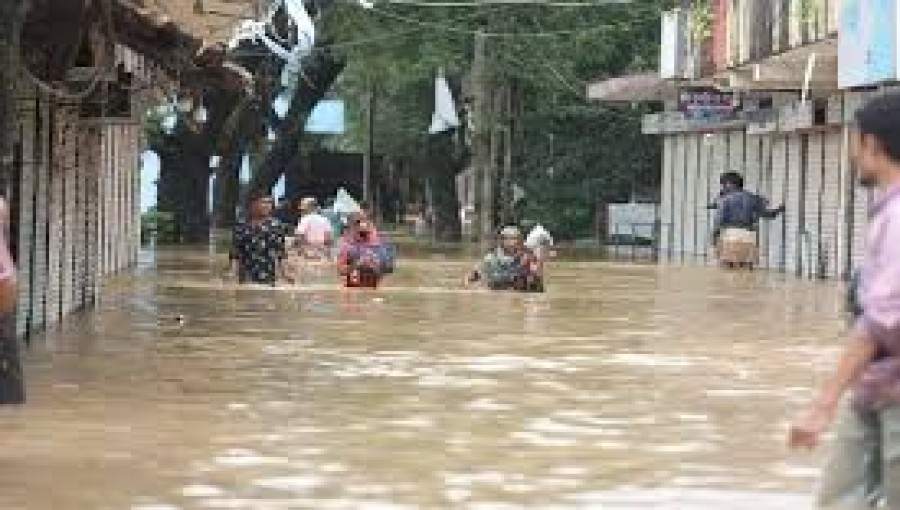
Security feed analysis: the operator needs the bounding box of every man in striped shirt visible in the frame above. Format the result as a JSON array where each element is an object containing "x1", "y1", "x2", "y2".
[{"x1": 790, "y1": 92, "x2": 900, "y2": 509}]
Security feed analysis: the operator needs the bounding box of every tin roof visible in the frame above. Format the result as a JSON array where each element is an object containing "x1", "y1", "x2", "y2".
[
  {"x1": 586, "y1": 72, "x2": 676, "y2": 103},
  {"x1": 147, "y1": 0, "x2": 260, "y2": 43}
]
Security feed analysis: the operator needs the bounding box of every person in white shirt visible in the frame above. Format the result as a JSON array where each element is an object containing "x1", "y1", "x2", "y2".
[
  {"x1": 524, "y1": 223, "x2": 554, "y2": 263},
  {"x1": 295, "y1": 197, "x2": 334, "y2": 260}
]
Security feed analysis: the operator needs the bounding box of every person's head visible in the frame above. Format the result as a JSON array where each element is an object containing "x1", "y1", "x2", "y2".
[
  {"x1": 497, "y1": 225, "x2": 523, "y2": 253},
  {"x1": 852, "y1": 92, "x2": 900, "y2": 189},
  {"x1": 720, "y1": 172, "x2": 744, "y2": 192},
  {"x1": 346, "y1": 211, "x2": 374, "y2": 240},
  {"x1": 248, "y1": 192, "x2": 274, "y2": 219},
  {"x1": 299, "y1": 197, "x2": 318, "y2": 215}
]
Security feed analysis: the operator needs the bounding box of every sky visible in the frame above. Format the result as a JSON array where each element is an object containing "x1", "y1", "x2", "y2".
[{"x1": 138, "y1": 100, "x2": 343, "y2": 213}]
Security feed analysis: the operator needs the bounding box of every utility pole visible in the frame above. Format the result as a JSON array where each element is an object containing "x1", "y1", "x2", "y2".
[
  {"x1": 502, "y1": 84, "x2": 513, "y2": 224},
  {"x1": 363, "y1": 82, "x2": 375, "y2": 205},
  {"x1": 471, "y1": 31, "x2": 493, "y2": 247}
]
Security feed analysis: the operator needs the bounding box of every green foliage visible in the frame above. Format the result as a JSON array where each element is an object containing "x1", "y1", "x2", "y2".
[
  {"x1": 691, "y1": 0, "x2": 713, "y2": 44},
  {"x1": 321, "y1": 0, "x2": 667, "y2": 239},
  {"x1": 141, "y1": 207, "x2": 177, "y2": 244}
]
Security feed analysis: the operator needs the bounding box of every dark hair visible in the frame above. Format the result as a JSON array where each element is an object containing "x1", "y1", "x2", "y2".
[
  {"x1": 248, "y1": 191, "x2": 271, "y2": 204},
  {"x1": 720, "y1": 171, "x2": 744, "y2": 189},
  {"x1": 855, "y1": 92, "x2": 900, "y2": 163}
]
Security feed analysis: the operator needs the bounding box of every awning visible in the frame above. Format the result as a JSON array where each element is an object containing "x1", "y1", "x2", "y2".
[{"x1": 586, "y1": 72, "x2": 676, "y2": 103}]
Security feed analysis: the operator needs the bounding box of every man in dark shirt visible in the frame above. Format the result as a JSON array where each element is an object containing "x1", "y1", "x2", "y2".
[
  {"x1": 711, "y1": 172, "x2": 784, "y2": 269},
  {"x1": 229, "y1": 193, "x2": 287, "y2": 285}
]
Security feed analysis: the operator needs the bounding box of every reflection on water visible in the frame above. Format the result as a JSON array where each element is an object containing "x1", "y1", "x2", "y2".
[{"x1": 0, "y1": 249, "x2": 845, "y2": 509}]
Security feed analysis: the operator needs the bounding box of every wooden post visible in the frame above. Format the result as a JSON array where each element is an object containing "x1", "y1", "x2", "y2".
[
  {"x1": 0, "y1": 0, "x2": 27, "y2": 404},
  {"x1": 502, "y1": 84, "x2": 513, "y2": 224},
  {"x1": 363, "y1": 82, "x2": 375, "y2": 204},
  {"x1": 471, "y1": 31, "x2": 493, "y2": 247}
]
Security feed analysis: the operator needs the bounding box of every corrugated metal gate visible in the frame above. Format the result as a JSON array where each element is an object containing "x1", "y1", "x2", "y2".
[
  {"x1": 683, "y1": 134, "x2": 699, "y2": 261},
  {"x1": 767, "y1": 136, "x2": 788, "y2": 272},
  {"x1": 671, "y1": 134, "x2": 686, "y2": 262},
  {"x1": 803, "y1": 132, "x2": 824, "y2": 279},
  {"x1": 11, "y1": 90, "x2": 141, "y2": 340},
  {"x1": 819, "y1": 130, "x2": 843, "y2": 279},
  {"x1": 784, "y1": 134, "x2": 804, "y2": 276}
]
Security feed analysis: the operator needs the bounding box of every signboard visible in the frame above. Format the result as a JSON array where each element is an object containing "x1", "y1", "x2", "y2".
[
  {"x1": 305, "y1": 100, "x2": 345, "y2": 134},
  {"x1": 779, "y1": 102, "x2": 814, "y2": 132},
  {"x1": 838, "y1": 0, "x2": 899, "y2": 89},
  {"x1": 678, "y1": 88, "x2": 737, "y2": 120}
]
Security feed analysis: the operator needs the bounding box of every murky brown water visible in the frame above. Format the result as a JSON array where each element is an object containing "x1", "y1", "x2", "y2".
[{"x1": 0, "y1": 248, "x2": 848, "y2": 509}]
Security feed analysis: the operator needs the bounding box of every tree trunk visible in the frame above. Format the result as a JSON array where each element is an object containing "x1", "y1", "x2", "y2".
[
  {"x1": 154, "y1": 127, "x2": 212, "y2": 244},
  {"x1": 426, "y1": 132, "x2": 463, "y2": 242},
  {"x1": 0, "y1": 0, "x2": 28, "y2": 404},
  {"x1": 249, "y1": 50, "x2": 346, "y2": 195}
]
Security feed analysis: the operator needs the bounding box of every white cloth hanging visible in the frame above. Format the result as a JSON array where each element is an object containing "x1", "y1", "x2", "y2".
[
  {"x1": 428, "y1": 70, "x2": 460, "y2": 134},
  {"x1": 333, "y1": 188, "x2": 362, "y2": 215},
  {"x1": 525, "y1": 224, "x2": 553, "y2": 250}
]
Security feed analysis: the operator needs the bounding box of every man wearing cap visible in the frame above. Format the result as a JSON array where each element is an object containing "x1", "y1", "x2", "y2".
[{"x1": 295, "y1": 197, "x2": 334, "y2": 261}]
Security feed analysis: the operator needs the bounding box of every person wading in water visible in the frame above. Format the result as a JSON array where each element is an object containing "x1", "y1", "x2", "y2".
[
  {"x1": 711, "y1": 172, "x2": 784, "y2": 270},
  {"x1": 294, "y1": 197, "x2": 334, "y2": 260},
  {"x1": 229, "y1": 193, "x2": 288, "y2": 285},
  {"x1": 465, "y1": 225, "x2": 543, "y2": 292},
  {"x1": 789, "y1": 92, "x2": 900, "y2": 508},
  {"x1": 337, "y1": 212, "x2": 394, "y2": 289}
]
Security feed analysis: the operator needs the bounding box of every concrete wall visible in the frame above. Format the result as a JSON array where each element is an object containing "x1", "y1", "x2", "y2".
[{"x1": 11, "y1": 88, "x2": 141, "y2": 339}]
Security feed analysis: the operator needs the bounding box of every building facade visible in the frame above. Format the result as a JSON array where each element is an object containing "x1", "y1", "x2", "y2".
[
  {"x1": 644, "y1": 0, "x2": 892, "y2": 280},
  {"x1": 6, "y1": 45, "x2": 153, "y2": 340}
]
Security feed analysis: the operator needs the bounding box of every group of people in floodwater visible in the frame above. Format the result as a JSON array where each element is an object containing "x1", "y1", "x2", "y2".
[{"x1": 227, "y1": 191, "x2": 554, "y2": 292}]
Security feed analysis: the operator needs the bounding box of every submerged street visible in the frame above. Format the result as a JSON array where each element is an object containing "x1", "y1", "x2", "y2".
[{"x1": 0, "y1": 250, "x2": 845, "y2": 509}]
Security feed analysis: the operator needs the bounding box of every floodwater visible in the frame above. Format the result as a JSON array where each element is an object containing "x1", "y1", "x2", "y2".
[{"x1": 0, "y1": 248, "x2": 849, "y2": 509}]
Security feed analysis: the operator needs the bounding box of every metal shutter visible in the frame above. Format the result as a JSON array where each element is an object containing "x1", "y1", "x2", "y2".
[
  {"x1": 819, "y1": 130, "x2": 843, "y2": 279},
  {"x1": 756, "y1": 136, "x2": 774, "y2": 269},
  {"x1": 696, "y1": 134, "x2": 713, "y2": 262},
  {"x1": 850, "y1": 177, "x2": 870, "y2": 268},
  {"x1": 744, "y1": 134, "x2": 762, "y2": 192},
  {"x1": 803, "y1": 132, "x2": 824, "y2": 279},
  {"x1": 784, "y1": 134, "x2": 804, "y2": 276},
  {"x1": 768, "y1": 136, "x2": 787, "y2": 271},
  {"x1": 683, "y1": 134, "x2": 699, "y2": 261},
  {"x1": 660, "y1": 136, "x2": 675, "y2": 262},
  {"x1": 671, "y1": 135, "x2": 686, "y2": 262},
  {"x1": 728, "y1": 129, "x2": 746, "y2": 178}
]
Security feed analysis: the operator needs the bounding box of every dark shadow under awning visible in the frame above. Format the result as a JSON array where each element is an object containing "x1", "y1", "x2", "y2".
[{"x1": 586, "y1": 72, "x2": 676, "y2": 103}]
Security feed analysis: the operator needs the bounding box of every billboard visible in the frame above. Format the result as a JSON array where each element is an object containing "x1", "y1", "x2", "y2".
[
  {"x1": 678, "y1": 88, "x2": 737, "y2": 120},
  {"x1": 838, "y1": 0, "x2": 899, "y2": 88}
]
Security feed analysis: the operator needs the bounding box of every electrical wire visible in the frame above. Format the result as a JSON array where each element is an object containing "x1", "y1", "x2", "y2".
[
  {"x1": 376, "y1": 0, "x2": 631, "y2": 5},
  {"x1": 365, "y1": 3, "x2": 640, "y2": 37}
]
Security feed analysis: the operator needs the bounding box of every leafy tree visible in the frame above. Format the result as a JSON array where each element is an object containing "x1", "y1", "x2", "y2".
[{"x1": 322, "y1": 0, "x2": 667, "y2": 240}]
